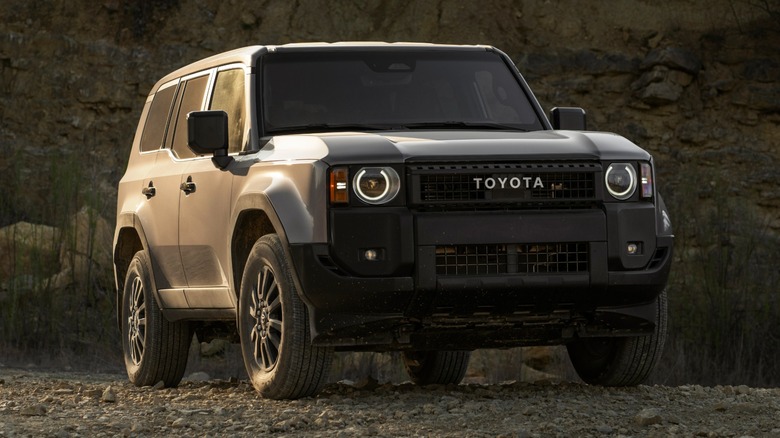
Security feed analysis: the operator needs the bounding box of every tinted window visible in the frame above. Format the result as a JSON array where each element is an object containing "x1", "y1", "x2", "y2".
[
  {"x1": 139, "y1": 84, "x2": 177, "y2": 152},
  {"x1": 262, "y1": 51, "x2": 543, "y2": 133},
  {"x1": 170, "y1": 74, "x2": 209, "y2": 159},
  {"x1": 209, "y1": 69, "x2": 246, "y2": 154}
]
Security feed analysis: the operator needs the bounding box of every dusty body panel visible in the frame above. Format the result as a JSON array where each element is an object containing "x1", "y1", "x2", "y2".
[{"x1": 115, "y1": 42, "x2": 672, "y2": 361}]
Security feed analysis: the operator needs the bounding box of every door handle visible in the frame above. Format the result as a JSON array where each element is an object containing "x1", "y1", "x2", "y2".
[
  {"x1": 180, "y1": 177, "x2": 196, "y2": 195},
  {"x1": 142, "y1": 183, "x2": 156, "y2": 199}
]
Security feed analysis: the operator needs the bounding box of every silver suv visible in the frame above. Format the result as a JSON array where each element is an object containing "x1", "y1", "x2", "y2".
[{"x1": 114, "y1": 43, "x2": 673, "y2": 399}]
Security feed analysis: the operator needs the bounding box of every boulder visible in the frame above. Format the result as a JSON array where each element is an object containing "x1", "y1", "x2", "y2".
[
  {"x1": 632, "y1": 65, "x2": 691, "y2": 106},
  {"x1": 639, "y1": 81, "x2": 684, "y2": 105},
  {"x1": 50, "y1": 206, "x2": 113, "y2": 289},
  {"x1": 641, "y1": 47, "x2": 701, "y2": 75},
  {"x1": 521, "y1": 346, "x2": 556, "y2": 371}
]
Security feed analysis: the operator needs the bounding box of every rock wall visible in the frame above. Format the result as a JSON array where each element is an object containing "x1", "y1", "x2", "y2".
[
  {"x1": 1, "y1": 0, "x2": 779, "y2": 377},
  {"x1": 1, "y1": 0, "x2": 777, "y2": 228},
  {"x1": 1, "y1": 2, "x2": 778, "y2": 246}
]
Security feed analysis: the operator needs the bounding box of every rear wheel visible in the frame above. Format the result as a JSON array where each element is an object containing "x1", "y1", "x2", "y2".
[
  {"x1": 403, "y1": 350, "x2": 471, "y2": 385},
  {"x1": 238, "y1": 234, "x2": 333, "y2": 399},
  {"x1": 121, "y1": 250, "x2": 192, "y2": 388},
  {"x1": 567, "y1": 289, "x2": 668, "y2": 386}
]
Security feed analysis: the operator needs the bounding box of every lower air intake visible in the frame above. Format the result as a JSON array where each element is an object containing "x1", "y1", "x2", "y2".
[{"x1": 435, "y1": 243, "x2": 588, "y2": 276}]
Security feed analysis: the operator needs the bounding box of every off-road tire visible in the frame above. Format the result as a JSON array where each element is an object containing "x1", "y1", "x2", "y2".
[
  {"x1": 238, "y1": 234, "x2": 333, "y2": 399},
  {"x1": 403, "y1": 351, "x2": 471, "y2": 385},
  {"x1": 122, "y1": 250, "x2": 192, "y2": 388},
  {"x1": 567, "y1": 289, "x2": 668, "y2": 386}
]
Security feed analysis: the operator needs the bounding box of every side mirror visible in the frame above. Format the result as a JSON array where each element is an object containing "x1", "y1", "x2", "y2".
[
  {"x1": 187, "y1": 110, "x2": 232, "y2": 169},
  {"x1": 550, "y1": 107, "x2": 587, "y2": 130}
]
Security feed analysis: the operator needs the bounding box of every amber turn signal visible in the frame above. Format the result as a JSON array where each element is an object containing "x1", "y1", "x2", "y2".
[{"x1": 330, "y1": 167, "x2": 349, "y2": 204}]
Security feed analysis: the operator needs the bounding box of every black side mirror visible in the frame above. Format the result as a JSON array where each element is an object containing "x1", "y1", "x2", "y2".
[
  {"x1": 550, "y1": 107, "x2": 587, "y2": 130},
  {"x1": 187, "y1": 110, "x2": 232, "y2": 169}
]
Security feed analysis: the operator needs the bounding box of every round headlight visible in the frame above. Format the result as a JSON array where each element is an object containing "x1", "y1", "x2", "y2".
[
  {"x1": 353, "y1": 167, "x2": 401, "y2": 205},
  {"x1": 605, "y1": 163, "x2": 637, "y2": 200}
]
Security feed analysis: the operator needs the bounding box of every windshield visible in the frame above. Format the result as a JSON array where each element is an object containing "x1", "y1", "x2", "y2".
[{"x1": 261, "y1": 50, "x2": 544, "y2": 134}]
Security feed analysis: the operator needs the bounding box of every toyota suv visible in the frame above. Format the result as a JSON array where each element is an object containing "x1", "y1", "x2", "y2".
[{"x1": 114, "y1": 43, "x2": 674, "y2": 399}]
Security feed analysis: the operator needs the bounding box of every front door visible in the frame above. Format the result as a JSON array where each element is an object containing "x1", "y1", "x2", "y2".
[{"x1": 177, "y1": 67, "x2": 248, "y2": 309}]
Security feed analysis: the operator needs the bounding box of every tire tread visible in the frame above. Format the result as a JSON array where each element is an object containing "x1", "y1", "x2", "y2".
[
  {"x1": 122, "y1": 251, "x2": 191, "y2": 388},
  {"x1": 404, "y1": 350, "x2": 471, "y2": 385},
  {"x1": 568, "y1": 290, "x2": 668, "y2": 386},
  {"x1": 239, "y1": 235, "x2": 332, "y2": 399}
]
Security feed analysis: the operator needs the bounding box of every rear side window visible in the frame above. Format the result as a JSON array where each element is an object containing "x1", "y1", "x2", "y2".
[
  {"x1": 139, "y1": 84, "x2": 177, "y2": 152},
  {"x1": 170, "y1": 75, "x2": 210, "y2": 159},
  {"x1": 209, "y1": 69, "x2": 246, "y2": 154}
]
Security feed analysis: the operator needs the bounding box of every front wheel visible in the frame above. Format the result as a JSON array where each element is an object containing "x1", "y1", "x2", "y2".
[
  {"x1": 238, "y1": 234, "x2": 333, "y2": 399},
  {"x1": 567, "y1": 289, "x2": 668, "y2": 386},
  {"x1": 403, "y1": 350, "x2": 471, "y2": 385},
  {"x1": 121, "y1": 250, "x2": 192, "y2": 388}
]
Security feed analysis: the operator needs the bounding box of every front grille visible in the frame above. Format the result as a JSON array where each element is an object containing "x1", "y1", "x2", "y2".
[
  {"x1": 435, "y1": 243, "x2": 588, "y2": 276},
  {"x1": 420, "y1": 173, "x2": 481, "y2": 202},
  {"x1": 410, "y1": 163, "x2": 599, "y2": 209}
]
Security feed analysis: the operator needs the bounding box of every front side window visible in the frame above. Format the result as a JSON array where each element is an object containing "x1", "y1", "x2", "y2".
[
  {"x1": 209, "y1": 69, "x2": 246, "y2": 154},
  {"x1": 262, "y1": 50, "x2": 543, "y2": 134}
]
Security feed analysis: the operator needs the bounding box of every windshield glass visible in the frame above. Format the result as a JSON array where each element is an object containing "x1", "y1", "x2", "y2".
[{"x1": 261, "y1": 50, "x2": 544, "y2": 134}]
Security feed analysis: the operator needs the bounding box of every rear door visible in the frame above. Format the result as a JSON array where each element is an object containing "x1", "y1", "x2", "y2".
[
  {"x1": 136, "y1": 79, "x2": 187, "y2": 292},
  {"x1": 143, "y1": 71, "x2": 210, "y2": 305}
]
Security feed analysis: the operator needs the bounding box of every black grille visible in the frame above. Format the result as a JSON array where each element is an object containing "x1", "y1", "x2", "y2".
[
  {"x1": 420, "y1": 173, "x2": 481, "y2": 202},
  {"x1": 410, "y1": 163, "x2": 599, "y2": 208},
  {"x1": 435, "y1": 243, "x2": 589, "y2": 276}
]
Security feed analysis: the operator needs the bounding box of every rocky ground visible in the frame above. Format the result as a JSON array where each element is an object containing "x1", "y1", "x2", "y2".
[
  {"x1": 1, "y1": 367, "x2": 778, "y2": 437},
  {"x1": 2, "y1": 0, "x2": 780, "y2": 391}
]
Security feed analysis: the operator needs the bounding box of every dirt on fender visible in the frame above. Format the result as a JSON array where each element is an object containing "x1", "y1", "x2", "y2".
[{"x1": 1, "y1": 368, "x2": 779, "y2": 437}]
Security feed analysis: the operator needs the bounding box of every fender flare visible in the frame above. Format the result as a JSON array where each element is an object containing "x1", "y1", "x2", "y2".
[
  {"x1": 113, "y1": 212, "x2": 163, "y2": 329},
  {"x1": 229, "y1": 191, "x2": 313, "y2": 301}
]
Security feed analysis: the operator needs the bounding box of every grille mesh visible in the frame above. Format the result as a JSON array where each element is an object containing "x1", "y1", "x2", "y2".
[
  {"x1": 435, "y1": 243, "x2": 588, "y2": 276},
  {"x1": 412, "y1": 163, "x2": 598, "y2": 205},
  {"x1": 420, "y1": 174, "x2": 481, "y2": 201}
]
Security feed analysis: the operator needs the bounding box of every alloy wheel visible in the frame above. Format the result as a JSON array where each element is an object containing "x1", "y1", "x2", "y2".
[
  {"x1": 249, "y1": 266, "x2": 283, "y2": 371},
  {"x1": 127, "y1": 276, "x2": 146, "y2": 365}
]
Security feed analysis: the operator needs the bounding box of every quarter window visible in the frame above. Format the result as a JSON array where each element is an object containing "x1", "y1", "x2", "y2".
[{"x1": 139, "y1": 84, "x2": 177, "y2": 152}]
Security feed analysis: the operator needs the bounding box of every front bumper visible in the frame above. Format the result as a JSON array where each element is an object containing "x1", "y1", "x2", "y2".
[{"x1": 290, "y1": 205, "x2": 673, "y2": 349}]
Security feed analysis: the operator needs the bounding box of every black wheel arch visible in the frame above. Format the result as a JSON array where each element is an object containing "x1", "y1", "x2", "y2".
[
  {"x1": 114, "y1": 213, "x2": 152, "y2": 331},
  {"x1": 229, "y1": 193, "x2": 314, "y2": 327}
]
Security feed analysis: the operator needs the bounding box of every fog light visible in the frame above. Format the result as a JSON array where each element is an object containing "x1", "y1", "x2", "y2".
[
  {"x1": 364, "y1": 249, "x2": 379, "y2": 261},
  {"x1": 627, "y1": 243, "x2": 641, "y2": 255}
]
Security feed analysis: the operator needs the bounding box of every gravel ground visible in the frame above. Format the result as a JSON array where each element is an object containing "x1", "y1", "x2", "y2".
[{"x1": 1, "y1": 368, "x2": 779, "y2": 437}]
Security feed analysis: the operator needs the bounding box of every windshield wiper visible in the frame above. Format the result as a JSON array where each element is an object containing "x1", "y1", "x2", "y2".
[
  {"x1": 401, "y1": 121, "x2": 528, "y2": 131},
  {"x1": 267, "y1": 123, "x2": 393, "y2": 134}
]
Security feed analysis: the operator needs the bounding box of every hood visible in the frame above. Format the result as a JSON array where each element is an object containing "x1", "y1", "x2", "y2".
[{"x1": 263, "y1": 130, "x2": 652, "y2": 164}]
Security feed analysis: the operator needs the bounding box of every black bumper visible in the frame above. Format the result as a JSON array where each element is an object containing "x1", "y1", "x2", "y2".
[{"x1": 290, "y1": 206, "x2": 673, "y2": 349}]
